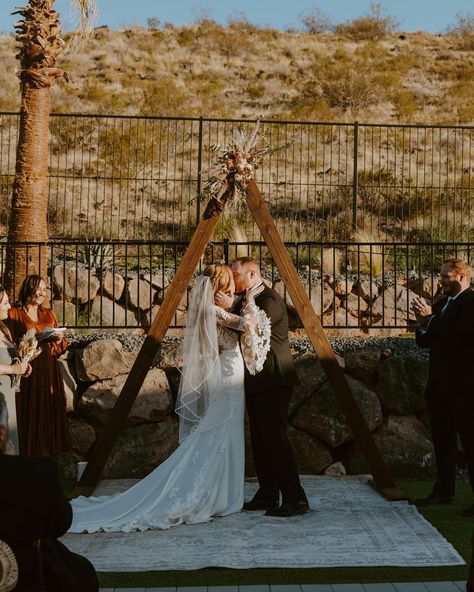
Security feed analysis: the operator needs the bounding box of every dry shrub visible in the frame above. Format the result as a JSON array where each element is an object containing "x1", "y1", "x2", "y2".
[
  {"x1": 334, "y1": 3, "x2": 399, "y2": 41},
  {"x1": 351, "y1": 229, "x2": 385, "y2": 276},
  {"x1": 446, "y1": 12, "x2": 474, "y2": 50},
  {"x1": 298, "y1": 7, "x2": 334, "y2": 34},
  {"x1": 140, "y1": 76, "x2": 190, "y2": 117},
  {"x1": 392, "y1": 89, "x2": 418, "y2": 122},
  {"x1": 246, "y1": 81, "x2": 265, "y2": 100},
  {"x1": 316, "y1": 247, "x2": 345, "y2": 275}
]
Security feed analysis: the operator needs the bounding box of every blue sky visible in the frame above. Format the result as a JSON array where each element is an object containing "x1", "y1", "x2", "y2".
[{"x1": 3, "y1": 0, "x2": 474, "y2": 33}]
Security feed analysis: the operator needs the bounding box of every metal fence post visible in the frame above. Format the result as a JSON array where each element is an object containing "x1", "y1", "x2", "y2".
[
  {"x1": 223, "y1": 238, "x2": 229, "y2": 264},
  {"x1": 196, "y1": 117, "x2": 204, "y2": 228},
  {"x1": 352, "y1": 121, "x2": 359, "y2": 230}
]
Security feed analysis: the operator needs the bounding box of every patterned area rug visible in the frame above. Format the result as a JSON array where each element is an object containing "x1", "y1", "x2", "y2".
[{"x1": 62, "y1": 476, "x2": 464, "y2": 571}]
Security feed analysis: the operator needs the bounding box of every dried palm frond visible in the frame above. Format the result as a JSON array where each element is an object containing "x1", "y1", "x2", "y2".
[{"x1": 64, "y1": 0, "x2": 99, "y2": 50}]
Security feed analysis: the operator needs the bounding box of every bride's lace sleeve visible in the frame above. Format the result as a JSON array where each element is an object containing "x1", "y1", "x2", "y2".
[{"x1": 215, "y1": 305, "x2": 271, "y2": 375}]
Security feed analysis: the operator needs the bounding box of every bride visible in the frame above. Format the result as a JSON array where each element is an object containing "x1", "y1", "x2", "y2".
[{"x1": 69, "y1": 263, "x2": 270, "y2": 533}]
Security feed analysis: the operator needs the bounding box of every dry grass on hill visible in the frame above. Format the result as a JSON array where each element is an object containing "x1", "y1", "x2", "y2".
[{"x1": 0, "y1": 17, "x2": 474, "y2": 125}]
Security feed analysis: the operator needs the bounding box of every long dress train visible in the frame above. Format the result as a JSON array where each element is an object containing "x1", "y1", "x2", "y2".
[{"x1": 69, "y1": 315, "x2": 246, "y2": 532}]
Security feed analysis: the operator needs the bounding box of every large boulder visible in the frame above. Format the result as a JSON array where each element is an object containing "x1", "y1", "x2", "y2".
[
  {"x1": 330, "y1": 276, "x2": 354, "y2": 297},
  {"x1": 345, "y1": 415, "x2": 435, "y2": 477},
  {"x1": 101, "y1": 271, "x2": 125, "y2": 301},
  {"x1": 88, "y1": 296, "x2": 131, "y2": 327},
  {"x1": 376, "y1": 356, "x2": 428, "y2": 415},
  {"x1": 53, "y1": 265, "x2": 100, "y2": 304},
  {"x1": 52, "y1": 300, "x2": 77, "y2": 327},
  {"x1": 75, "y1": 339, "x2": 133, "y2": 381},
  {"x1": 273, "y1": 279, "x2": 334, "y2": 316},
  {"x1": 352, "y1": 279, "x2": 378, "y2": 301},
  {"x1": 57, "y1": 356, "x2": 77, "y2": 412},
  {"x1": 154, "y1": 338, "x2": 184, "y2": 369},
  {"x1": 127, "y1": 277, "x2": 157, "y2": 311},
  {"x1": 103, "y1": 417, "x2": 179, "y2": 478},
  {"x1": 323, "y1": 306, "x2": 360, "y2": 327},
  {"x1": 292, "y1": 375, "x2": 383, "y2": 447},
  {"x1": 345, "y1": 348, "x2": 381, "y2": 387},
  {"x1": 68, "y1": 415, "x2": 96, "y2": 455},
  {"x1": 142, "y1": 270, "x2": 170, "y2": 291},
  {"x1": 407, "y1": 276, "x2": 437, "y2": 300},
  {"x1": 288, "y1": 426, "x2": 333, "y2": 474},
  {"x1": 78, "y1": 368, "x2": 173, "y2": 426},
  {"x1": 370, "y1": 285, "x2": 418, "y2": 324},
  {"x1": 290, "y1": 353, "x2": 328, "y2": 417},
  {"x1": 340, "y1": 293, "x2": 367, "y2": 316}
]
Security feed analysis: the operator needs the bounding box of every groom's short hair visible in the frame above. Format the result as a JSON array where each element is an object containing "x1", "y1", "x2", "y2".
[{"x1": 234, "y1": 257, "x2": 260, "y2": 273}]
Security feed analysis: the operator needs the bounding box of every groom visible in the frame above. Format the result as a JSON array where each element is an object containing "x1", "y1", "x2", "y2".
[{"x1": 231, "y1": 257, "x2": 309, "y2": 517}]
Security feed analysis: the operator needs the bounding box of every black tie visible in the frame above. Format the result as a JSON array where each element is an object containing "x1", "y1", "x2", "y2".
[{"x1": 440, "y1": 297, "x2": 452, "y2": 317}]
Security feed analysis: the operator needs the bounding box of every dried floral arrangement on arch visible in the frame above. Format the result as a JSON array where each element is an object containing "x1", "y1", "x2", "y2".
[{"x1": 199, "y1": 122, "x2": 292, "y2": 208}]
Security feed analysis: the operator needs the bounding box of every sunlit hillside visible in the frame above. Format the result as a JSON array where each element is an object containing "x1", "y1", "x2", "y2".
[{"x1": 1, "y1": 13, "x2": 474, "y2": 124}]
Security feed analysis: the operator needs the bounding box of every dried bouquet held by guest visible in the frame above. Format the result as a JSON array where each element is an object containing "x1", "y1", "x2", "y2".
[{"x1": 12, "y1": 329, "x2": 41, "y2": 390}]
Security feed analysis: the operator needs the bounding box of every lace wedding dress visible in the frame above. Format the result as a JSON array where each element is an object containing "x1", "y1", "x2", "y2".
[{"x1": 69, "y1": 278, "x2": 270, "y2": 533}]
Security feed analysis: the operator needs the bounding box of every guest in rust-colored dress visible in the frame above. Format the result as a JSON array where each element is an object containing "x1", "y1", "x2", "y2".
[{"x1": 7, "y1": 275, "x2": 71, "y2": 456}]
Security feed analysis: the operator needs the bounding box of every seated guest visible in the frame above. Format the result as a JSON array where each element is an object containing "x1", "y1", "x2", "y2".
[{"x1": 0, "y1": 394, "x2": 98, "y2": 592}]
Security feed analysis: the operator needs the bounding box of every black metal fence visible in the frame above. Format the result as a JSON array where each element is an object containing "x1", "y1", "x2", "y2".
[
  {"x1": 2, "y1": 113, "x2": 474, "y2": 243},
  {"x1": 2, "y1": 240, "x2": 471, "y2": 331}
]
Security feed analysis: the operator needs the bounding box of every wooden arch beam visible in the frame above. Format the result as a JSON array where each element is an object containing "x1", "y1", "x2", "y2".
[
  {"x1": 72, "y1": 180, "x2": 402, "y2": 500},
  {"x1": 246, "y1": 179, "x2": 401, "y2": 498}
]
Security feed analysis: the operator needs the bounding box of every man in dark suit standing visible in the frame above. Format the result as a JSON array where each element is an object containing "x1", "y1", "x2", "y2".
[
  {"x1": 412, "y1": 258, "x2": 474, "y2": 516},
  {"x1": 0, "y1": 394, "x2": 98, "y2": 592},
  {"x1": 230, "y1": 257, "x2": 308, "y2": 517}
]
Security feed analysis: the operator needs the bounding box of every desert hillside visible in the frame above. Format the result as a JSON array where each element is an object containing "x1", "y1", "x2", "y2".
[{"x1": 0, "y1": 17, "x2": 474, "y2": 124}]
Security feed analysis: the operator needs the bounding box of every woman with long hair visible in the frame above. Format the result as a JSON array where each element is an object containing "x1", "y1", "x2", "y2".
[
  {"x1": 69, "y1": 264, "x2": 270, "y2": 533},
  {"x1": 0, "y1": 287, "x2": 31, "y2": 453},
  {"x1": 7, "y1": 275, "x2": 70, "y2": 456}
]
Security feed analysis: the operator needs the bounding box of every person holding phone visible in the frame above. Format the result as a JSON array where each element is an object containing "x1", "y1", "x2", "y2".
[{"x1": 7, "y1": 275, "x2": 71, "y2": 456}]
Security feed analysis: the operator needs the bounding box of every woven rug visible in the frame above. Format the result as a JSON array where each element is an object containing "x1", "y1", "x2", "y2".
[{"x1": 61, "y1": 476, "x2": 464, "y2": 571}]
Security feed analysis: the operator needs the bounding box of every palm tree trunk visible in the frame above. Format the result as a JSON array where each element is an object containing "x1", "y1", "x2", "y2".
[
  {"x1": 4, "y1": 82, "x2": 51, "y2": 298},
  {"x1": 4, "y1": 0, "x2": 97, "y2": 301}
]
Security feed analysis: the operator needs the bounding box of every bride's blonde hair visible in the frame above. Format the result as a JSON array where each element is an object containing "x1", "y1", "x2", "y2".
[{"x1": 203, "y1": 264, "x2": 233, "y2": 294}]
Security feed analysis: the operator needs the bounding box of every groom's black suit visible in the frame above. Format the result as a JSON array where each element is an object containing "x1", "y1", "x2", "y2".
[
  {"x1": 242, "y1": 285, "x2": 306, "y2": 505},
  {"x1": 416, "y1": 287, "x2": 474, "y2": 498}
]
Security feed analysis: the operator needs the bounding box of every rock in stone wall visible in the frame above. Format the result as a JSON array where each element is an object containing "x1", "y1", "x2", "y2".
[
  {"x1": 65, "y1": 335, "x2": 436, "y2": 480},
  {"x1": 103, "y1": 417, "x2": 179, "y2": 479}
]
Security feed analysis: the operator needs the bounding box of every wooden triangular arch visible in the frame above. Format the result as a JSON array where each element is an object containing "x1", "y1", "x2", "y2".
[{"x1": 72, "y1": 180, "x2": 404, "y2": 500}]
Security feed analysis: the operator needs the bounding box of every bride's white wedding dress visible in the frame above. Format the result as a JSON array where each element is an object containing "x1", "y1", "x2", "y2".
[{"x1": 69, "y1": 278, "x2": 270, "y2": 533}]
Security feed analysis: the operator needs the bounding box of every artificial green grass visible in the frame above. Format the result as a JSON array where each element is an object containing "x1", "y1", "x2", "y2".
[{"x1": 97, "y1": 478, "x2": 472, "y2": 588}]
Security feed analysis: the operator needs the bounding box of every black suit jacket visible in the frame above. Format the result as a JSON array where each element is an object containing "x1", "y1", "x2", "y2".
[
  {"x1": 244, "y1": 285, "x2": 299, "y2": 394},
  {"x1": 415, "y1": 288, "x2": 474, "y2": 395},
  {"x1": 0, "y1": 455, "x2": 97, "y2": 592}
]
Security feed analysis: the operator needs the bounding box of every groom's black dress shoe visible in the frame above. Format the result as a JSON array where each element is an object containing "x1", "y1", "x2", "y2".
[
  {"x1": 265, "y1": 500, "x2": 309, "y2": 517},
  {"x1": 243, "y1": 499, "x2": 279, "y2": 511}
]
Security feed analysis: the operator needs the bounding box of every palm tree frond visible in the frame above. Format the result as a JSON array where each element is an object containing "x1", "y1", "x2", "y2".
[{"x1": 67, "y1": 0, "x2": 99, "y2": 48}]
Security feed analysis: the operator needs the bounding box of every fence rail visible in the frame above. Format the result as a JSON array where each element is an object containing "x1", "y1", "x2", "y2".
[
  {"x1": 1, "y1": 240, "x2": 471, "y2": 331},
  {"x1": 1, "y1": 113, "x2": 474, "y2": 242}
]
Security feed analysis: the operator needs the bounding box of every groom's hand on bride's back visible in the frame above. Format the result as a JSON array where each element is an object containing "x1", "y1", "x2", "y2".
[{"x1": 215, "y1": 291, "x2": 234, "y2": 310}]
